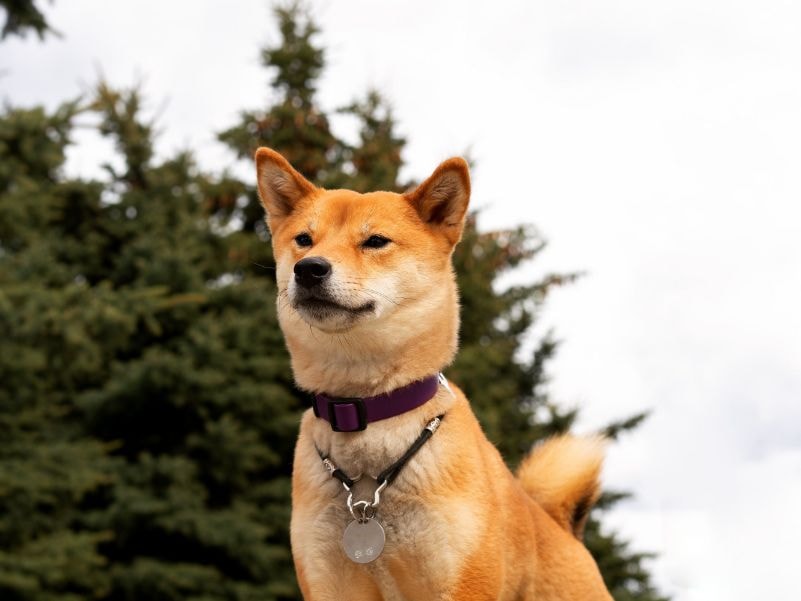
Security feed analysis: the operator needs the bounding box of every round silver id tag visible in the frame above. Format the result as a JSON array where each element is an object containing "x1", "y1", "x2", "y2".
[{"x1": 342, "y1": 518, "x2": 385, "y2": 563}]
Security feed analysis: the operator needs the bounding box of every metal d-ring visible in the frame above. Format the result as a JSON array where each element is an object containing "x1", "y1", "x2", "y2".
[
  {"x1": 348, "y1": 499, "x2": 373, "y2": 522},
  {"x1": 321, "y1": 414, "x2": 446, "y2": 531},
  {"x1": 346, "y1": 479, "x2": 387, "y2": 523},
  {"x1": 372, "y1": 479, "x2": 388, "y2": 507}
]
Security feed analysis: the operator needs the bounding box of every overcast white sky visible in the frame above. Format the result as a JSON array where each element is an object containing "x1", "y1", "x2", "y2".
[{"x1": 4, "y1": 1, "x2": 801, "y2": 599}]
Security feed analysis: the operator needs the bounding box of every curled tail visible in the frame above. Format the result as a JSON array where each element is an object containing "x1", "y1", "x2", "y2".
[{"x1": 516, "y1": 435, "x2": 606, "y2": 540}]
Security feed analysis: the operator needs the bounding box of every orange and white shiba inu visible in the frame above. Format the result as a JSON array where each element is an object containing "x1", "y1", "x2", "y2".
[{"x1": 255, "y1": 147, "x2": 613, "y2": 600}]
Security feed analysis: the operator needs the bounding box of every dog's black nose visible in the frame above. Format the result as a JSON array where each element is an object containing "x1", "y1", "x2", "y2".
[{"x1": 294, "y1": 257, "x2": 332, "y2": 289}]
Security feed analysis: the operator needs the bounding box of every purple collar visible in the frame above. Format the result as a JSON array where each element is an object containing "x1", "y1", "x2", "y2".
[{"x1": 312, "y1": 374, "x2": 441, "y2": 432}]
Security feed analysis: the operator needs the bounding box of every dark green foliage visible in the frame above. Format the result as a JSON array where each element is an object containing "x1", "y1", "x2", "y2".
[
  {"x1": 0, "y1": 0, "x2": 54, "y2": 40},
  {"x1": 585, "y1": 506, "x2": 669, "y2": 601},
  {"x1": 337, "y1": 91, "x2": 407, "y2": 193},
  {"x1": 450, "y1": 217, "x2": 582, "y2": 464},
  {"x1": 1, "y1": 84, "x2": 300, "y2": 599},
  {"x1": 0, "y1": 4, "x2": 667, "y2": 600}
]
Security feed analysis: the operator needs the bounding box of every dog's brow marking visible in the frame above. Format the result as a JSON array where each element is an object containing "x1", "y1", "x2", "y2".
[
  {"x1": 362, "y1": 203, "x2": 381, "y2": 236},
  {"x1": 326, "y1": 199, "x2": 353, "y2": 231},
  {"x1": 307, "y1": 201, "x2": 321, "y2": 234}
]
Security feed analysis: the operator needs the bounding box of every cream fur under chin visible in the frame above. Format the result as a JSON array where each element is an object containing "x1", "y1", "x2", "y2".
[{"x1": 278, "y1": 274, "x2": 459, "y2": 399}]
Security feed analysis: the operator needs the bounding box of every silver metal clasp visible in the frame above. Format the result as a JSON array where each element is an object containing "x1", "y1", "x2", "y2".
[
  {"x1": 346, "y1": 479, "x2": 388, "y2": 523},
  {"x1": 438, "y1": 372, "x2": 455, "y2": 397}
]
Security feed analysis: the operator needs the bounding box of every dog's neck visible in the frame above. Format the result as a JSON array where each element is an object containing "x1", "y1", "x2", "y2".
[
  {"x1": 286, "y1": 319, "x2": 458, "y2": 398},
  {"x1": 283, "y1": 286, "x2": 460, "y2": 398},
  {"x1": 284, "y1": 285, "x2": 461, "y2": 478}
]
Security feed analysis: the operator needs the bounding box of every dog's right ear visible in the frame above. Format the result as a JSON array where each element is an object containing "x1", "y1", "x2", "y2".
[{"x1": 254, "y1": 147, "x2": 317, "y2": 224}]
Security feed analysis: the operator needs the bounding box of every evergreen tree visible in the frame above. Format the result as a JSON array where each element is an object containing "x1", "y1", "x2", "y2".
[
  {"x1": 0, "y1": 82, "x2": 300, "y2": 599},
  {"x1": 218, "y1": 5, "x2": 346, "y2": 192},
  {"x1": 0, "y1": 4, "x2": 667, "y2": 600},
  {"x1": 337, "y1": 91, "x2": 407, "y2": 193},
  {"x1": 0, "y1": 0, "x2": 54, "y2": 39},
  {"x1": 0, "y1": 100, "x2": 115, "y2": 601}
]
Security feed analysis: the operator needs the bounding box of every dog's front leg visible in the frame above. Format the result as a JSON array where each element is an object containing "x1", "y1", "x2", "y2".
[
  {"x1": 295, "y1": 559, "x2": 383, "y2": 601},
  {"x1": 292, "y1": 487, "x2": 385, "y2": 599}
]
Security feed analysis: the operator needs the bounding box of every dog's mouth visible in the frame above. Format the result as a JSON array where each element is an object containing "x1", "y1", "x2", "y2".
[{"x1": 293, "y1": 294, "x2": 376, "y2": 319}]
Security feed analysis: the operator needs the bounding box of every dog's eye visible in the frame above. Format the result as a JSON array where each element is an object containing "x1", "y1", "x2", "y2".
[
  {"x1": 295, "y1": 233, "x2": 313, "y2": 247},
  {"x1": 363, "y1": 235, "x2": 391, "y2": 249}
]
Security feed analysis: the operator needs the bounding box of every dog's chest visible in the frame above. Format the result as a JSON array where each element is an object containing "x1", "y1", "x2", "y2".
[
  {"x1": 300, "y1": 398, "x2": 473, "y2": 599},
  {"x1": 316, "y1": 485, "x2": 461, "y2": 601}
]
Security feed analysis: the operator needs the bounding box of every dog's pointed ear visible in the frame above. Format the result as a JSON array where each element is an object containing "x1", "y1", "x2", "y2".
[
  {"x1": 405, "y1": 158, "x2": 471, "y2": 246},
  {"x1": 255, "y1": 147, "x2": 317, "y2": 224}
]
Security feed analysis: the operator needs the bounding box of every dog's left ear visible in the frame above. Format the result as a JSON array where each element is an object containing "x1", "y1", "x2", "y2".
[{"x1": 405, "y1": 158, "x2": 471, "y2": 246}]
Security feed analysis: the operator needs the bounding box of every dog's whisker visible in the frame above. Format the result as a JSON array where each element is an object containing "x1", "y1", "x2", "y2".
[
  {"x1": 337, "y1": 281, "x2": 410, "y2": 305},
  {"x1": 252, "y1": 261, "x2": 276, "y2": 271},
  {"x1": 360, "y1": 288, "x2": 402, "y2": 306}
]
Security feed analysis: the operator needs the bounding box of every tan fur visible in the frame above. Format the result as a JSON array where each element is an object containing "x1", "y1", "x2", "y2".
[
  {"x1": 255, "y1": 147, "x2": 613, "y2": 600},
  {"x1": 517, "y1": 436, "x2": 605, "y2": 540}
]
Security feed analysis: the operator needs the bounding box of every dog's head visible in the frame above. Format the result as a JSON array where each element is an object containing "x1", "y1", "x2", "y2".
[{"x1": 254, "y1": 148, "x2": 470, "y2": 389}]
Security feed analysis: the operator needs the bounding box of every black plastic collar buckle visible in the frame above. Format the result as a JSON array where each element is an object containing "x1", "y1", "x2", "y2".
[{"x1": 326, "y1": 397, "x2": 367, "y2": 432}]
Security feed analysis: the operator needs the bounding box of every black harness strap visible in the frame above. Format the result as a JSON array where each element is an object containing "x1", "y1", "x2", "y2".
[
  {"x1": 317, "y1": 414, "x2": 445, "y2": 489},
  {"x1": 330, "y1": 467, "x2": 356, "y2": 488},
  {"x1": 376, "y1": 416, "x2": 441, "y2": 485},
  {"x1": 314, "y1": 451, "x2": 358, "y2": 488}
]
